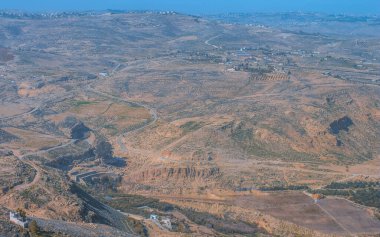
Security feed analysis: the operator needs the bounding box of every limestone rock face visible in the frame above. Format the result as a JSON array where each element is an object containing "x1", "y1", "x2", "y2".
[{"x1": 138, "y1": 166, "x2": 220, "y2": 181}]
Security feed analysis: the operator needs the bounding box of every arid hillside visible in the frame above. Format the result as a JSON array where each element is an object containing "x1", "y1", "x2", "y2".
[{"x1": 0, "y1": 11, "x2": 379, "y2": 236}]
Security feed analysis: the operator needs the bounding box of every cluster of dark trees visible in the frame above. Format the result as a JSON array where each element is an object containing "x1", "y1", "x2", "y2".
[
  {"x1": 311, "y1": 181, "x2": 380, "y2": 209},
  {"x1": 234, "y1": 63, "x2": 274, "y2": 74},
  {"x1": 325, "y1": 181, "x2": 379, "y2": 189},
  {"x1": 259, "y1": 185, "x2": 309, "y2": 191},
  {"x1": 311, "y1": 189, "x2": 350, "y2": 196},
  {"x1": 351, "y1": 188, "x2": 380, "y2": 209}
]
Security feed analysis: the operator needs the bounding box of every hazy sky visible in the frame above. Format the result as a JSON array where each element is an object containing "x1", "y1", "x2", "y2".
[{"x1": 0, "y1": 0, "x2": 379, "y2": 15}]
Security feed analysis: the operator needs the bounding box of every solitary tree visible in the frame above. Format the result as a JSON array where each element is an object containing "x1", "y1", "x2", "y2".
[
  {"x1": 29, "y1": 220, "x2": 39, "y2": 236},
  {"x1": 16, "y1": 208, "x2": 26, "y2": 219}
]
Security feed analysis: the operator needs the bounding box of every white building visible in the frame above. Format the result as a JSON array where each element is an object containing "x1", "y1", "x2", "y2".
[
  {"x1": 150, "y1": 214, "x2": 158, "y2": 220},
  {"x1": 9, "y1": 212, "x2": 29, "y2": 228}
]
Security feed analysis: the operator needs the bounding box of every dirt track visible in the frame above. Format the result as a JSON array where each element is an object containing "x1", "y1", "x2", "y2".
[{"x1": 232, "y1": 191, "x2": 380, "y2": 235}]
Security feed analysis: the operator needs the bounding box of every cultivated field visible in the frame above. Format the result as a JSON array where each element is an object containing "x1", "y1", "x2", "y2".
[{"x1": 233, "y1": 191, "x2": 380, "y2": 235}]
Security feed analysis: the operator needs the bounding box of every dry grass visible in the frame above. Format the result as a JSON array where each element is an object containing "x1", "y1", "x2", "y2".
[
  {"x1": 2, "y1": 127, "x2": 63, "y2": 151},
  {"x1": 48, "y1": 97, "x2": 151, "y2": 136}
]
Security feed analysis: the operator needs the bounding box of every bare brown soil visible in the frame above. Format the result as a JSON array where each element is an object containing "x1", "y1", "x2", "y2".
[{"x1": 318, "y1": 198, "x2": 380, "y2": 235}]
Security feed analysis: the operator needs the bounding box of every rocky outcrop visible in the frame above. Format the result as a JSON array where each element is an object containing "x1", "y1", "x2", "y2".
[{"x1": 139, "y1": 166, "x2": 220, "y2": 181}]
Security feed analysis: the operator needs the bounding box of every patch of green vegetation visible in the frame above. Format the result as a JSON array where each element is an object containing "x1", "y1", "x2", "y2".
[
  {"x1": 103, "y1": 124, "x2": 118, "y2": 134},
  {"x1": 232, "y1": 128, "x2": 279, "y2": 157},
  {"x1": 232, "y1": 127, "x2": 253, "y2": 142},
  {"x1": 180, "y1": 121, "x2": 204, "y2": 133},
  {"x1": 127, "y1": 102, "x2": 141, "y2": 108},
  {"x1": 231, "y1": 124, "x2": 317, "y2": 162},
  {"x1": 286, "y1": 151, "x2": 318, "y2": 162},
  {"x1": 245, "y1": 139, "x2": 316, "y2": 162},
  {"x1": 247, "y1": 143, "x2": 279, "y2": 158},
  {"x1": 329, "y1": 151, "x2": 372, "y2": 165},
  {"x1": 70, "y1": 100, "x2": 98, "y2": 107}
]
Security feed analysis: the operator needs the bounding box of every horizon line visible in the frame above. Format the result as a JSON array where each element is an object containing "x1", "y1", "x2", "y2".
[{"x1": 0, "y1": 9, "x2": 379, "y2": 17}]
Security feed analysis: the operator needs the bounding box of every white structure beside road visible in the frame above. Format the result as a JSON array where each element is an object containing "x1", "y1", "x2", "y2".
[{"x1": 9, "y1": 212, "x2": 28, "y2": 228}]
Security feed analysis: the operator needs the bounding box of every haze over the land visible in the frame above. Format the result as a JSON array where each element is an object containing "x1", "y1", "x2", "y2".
[{"x1": 1, "y1": 0, "x2": 380, "y2": 15}]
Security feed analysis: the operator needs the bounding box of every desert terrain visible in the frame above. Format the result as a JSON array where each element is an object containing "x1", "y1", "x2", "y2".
[{"x1": 0, "y1": 10, "x2": 379, "y2": 236}]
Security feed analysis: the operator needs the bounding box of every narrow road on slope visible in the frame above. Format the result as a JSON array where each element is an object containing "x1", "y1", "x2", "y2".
[
  {"x1": 316, "y1": 202, "x2": 355, "y2": 237},
  {"x1": 205, "y1": 35, "x2": 222, "y2": 49},
  {"x1": 1, "y1": 139, "x2": 77, "y2": 197},
  {"x1": 12, "y1": 159, "x2": 41, "y2": 192},
  {"x1": 87, "y1": 87, "x2": 158, "y2": 155},
  {"x1": 0, "y1": 92, "x2": 75, "y2": 122},
  {"x1": 0, "y1": 86, "x2": 138, "y2": 234},
  {"x1": 303, "y1": 192, "x2": 355, "y2": 236}
]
